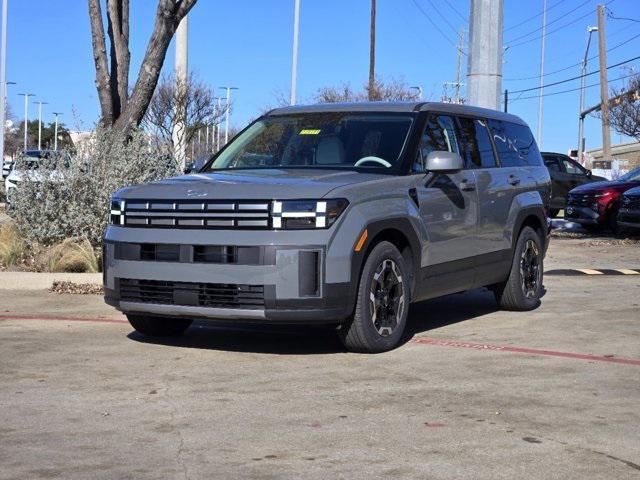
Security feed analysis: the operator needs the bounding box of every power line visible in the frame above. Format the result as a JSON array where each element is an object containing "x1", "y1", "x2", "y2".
[
  {"x1": 505, "y1": 31, "x2": 640, "y2": 81},
  {"x1": 441, "y1": 0, "x2": 467, "y2": 23},
  {"x1": 509, "y1": 55, "x2": 640, "y2": 94},
  {"x1": 505, "y1": 0, "x2": 591, "y2": 44},
  {"x1": 409, "y1": 0, "x2": 458, "y2": 49},
  {"x1": 422, "y1": 0, "x2": 459, "y2": 35},
  {"x1": 513, "y1": 72, "x2": 636, "y2": 101},
  {"x1": 507, "y1": 0, "x2": 616, "y2": 50},
  {"x1": 504, "y1": 0, "x2": 569, "y2": 33}
]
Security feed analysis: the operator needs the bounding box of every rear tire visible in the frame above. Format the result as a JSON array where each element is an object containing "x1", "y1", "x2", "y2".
[
  {"x1": 338, "y1": 241, "x2": 410, "y2": 353},
  {"x1": 127, "y1": 314, "x2": 192, "y2": 337},
  {"x1": 494, "y1": 226, "x2": 543, "y2": 311}
]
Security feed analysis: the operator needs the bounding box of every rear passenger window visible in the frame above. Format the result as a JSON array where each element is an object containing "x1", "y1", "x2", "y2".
[
  {"x1": 488, "y1": 120, "x2": 542, "y2": 167},
  {"x1": 415, "y1": 114, "x2": 459, "y2": 172},
  {"x1": 544, "y1": 157, "x2": 561, "y2": 172},
  {"x1": 456, "y1": 117, "x2": 497, "y2": 168}
]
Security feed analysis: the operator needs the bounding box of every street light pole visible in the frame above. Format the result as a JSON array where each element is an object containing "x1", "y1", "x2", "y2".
[
  {"x1": 36, "y1": 100, "x2": 48, "y2": 150},
  {"x1": 18, "y1": 93, "x2": 34, "y2": 150},
  {"x1": 219, "y1": 86, "x2": 238, "y2": 145},
  {"x1": 0, "y1": 0, "x2": 9, "y2": 161},
  {"x1": 290, "y1": 0, "x2": 301, "y2": 105},
  {"x1": 215, "y1": 96, "x2": 221, "y2": 151},
  {"x1": 536, "y1": 0, "x2": 547, "y2": 148},
  {"x1": 577, "y1": 26, "x2": 598, "y2": 161},
  {"x1": 52, "y1": 112, "x2": 62, "y2": 151}
]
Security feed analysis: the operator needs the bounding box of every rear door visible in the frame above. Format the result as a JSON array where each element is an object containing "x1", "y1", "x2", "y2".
[
  {"x1": 542, "y1": 154, "x2": 566, "y2": 208},
  {"x1": 412, "y1": 113, "x2": 479, "y2": 299}
]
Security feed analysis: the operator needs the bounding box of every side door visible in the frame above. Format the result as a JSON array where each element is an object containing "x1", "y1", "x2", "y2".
[
  {"x1": 560, "y1": 155, "x2": 593, "y2": 190},
  {"x1": 412, "y1": 113, "x2": 479, "y2": 300},
  {"x1": 542, "y1": 155, "x2": 565, "y2": 208}
]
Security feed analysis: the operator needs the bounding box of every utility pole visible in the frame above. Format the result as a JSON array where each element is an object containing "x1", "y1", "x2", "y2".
[
  {"x1": 0, "y1": 0, "x2": 9, "y2": 162},
  {"x1": 36, "y1": 100, "x2": 48, "y2": 150},
  {"x1": 368, "y1": 0, "x2": 376, "y2": 100},
  {"x1": 467, "y1": 0, "x2": 504, "y2": 109},
  {"x1": 536, "y1": 0, "x2": 547, "y2": 148},
  {"x1": 577, "y1": 26, "x2": 598, "y2": 161},
  {"x1": 215, "y1": 96, "x2": 221, "y2": 151},
  {"x1": 597, "y1": 4, "x2": 611, "y2": 159},
  {"x1": 443, "y1": 29, "x2": 466, "y2": 104},
  {"x1": 52, "y1": 112, "x2": 62, "y2": 151},
  {"x1": 173, "y1": 15, "x2": 188, "y2": 168},
  {"x1": 290, "y1": 0, "x2": 300, "y2": 105},
  {"x1": 219, "y1": 86, "x2": 238, "y2": 145},
  {"x1": 18, "y1": 93, "x2": 34, "y2": 150}
]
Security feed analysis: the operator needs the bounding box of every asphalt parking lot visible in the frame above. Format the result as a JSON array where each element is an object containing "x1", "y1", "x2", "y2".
[{"x1": 1, "y1": 234, "x2": 639, "y2": 479}]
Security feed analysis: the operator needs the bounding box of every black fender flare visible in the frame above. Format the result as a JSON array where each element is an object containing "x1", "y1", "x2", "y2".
[{"x1": 349, "y1": 217, "x2": 422, "y2": 301}]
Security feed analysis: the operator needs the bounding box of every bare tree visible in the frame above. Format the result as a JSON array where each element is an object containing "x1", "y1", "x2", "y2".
[
  {"x1": 88, "y1": 0, "x2": 197, "y2": 132},
  {"x1": 143, "y1": 73, "x2": 225, "y2": 153},
  {"x1": 314, "y1": 77, "x2": 422, "y2": 103},
  {"x1": 607, "y1": 73, "x2": 640, "y2": 141}
]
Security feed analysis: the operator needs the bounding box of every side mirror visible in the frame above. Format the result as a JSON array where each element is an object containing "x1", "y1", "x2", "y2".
[
  {"x1": 183, "y1": 163, "x2": 194, "y2": 174},
  {"x1": 586, "y1": 169, "x2": 592, "y2": 178},
  {"x1": 426, "y1": 151, "x2": 464, "y2": 174}
]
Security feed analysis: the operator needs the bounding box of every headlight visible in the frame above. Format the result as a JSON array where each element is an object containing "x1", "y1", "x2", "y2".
[
  {"x1": 272, "y1": 199, "x2": 348, "y2": 229},
  {"x1": 110, "y1": 199, "x2": 125, "y2": 225}
]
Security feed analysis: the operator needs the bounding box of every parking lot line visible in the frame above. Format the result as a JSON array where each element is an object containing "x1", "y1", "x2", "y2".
[
  {"x1": 411, "y1": 338, "x2": 640, "y2": 366},
  {"x1": 546, "y1": 268, "x2": 640, "y2": 276}
]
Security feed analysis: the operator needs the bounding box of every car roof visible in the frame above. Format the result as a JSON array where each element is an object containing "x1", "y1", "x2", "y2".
[{"x1": 266, "y1": 101, "x2": 527, "y2": 125}]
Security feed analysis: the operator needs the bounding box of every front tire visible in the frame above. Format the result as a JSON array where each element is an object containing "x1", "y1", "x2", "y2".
[
  {"x1": 338, "y1": 241, "x2": 410, "y2": 353},
  {"x1": 494, "y1": 226, "x2": 543, "y2": 311},
  {"x1": 127, "y1": 314, "x2": 192, "y2": 337}
]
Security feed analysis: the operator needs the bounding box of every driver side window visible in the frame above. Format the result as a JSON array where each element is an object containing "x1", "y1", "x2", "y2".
[
  {"x1": 414, "y1": 114, "x2": 459, "y2": 173},
  {"x1": 562, "y1": 158, "x2": 583, "y2": 175}
]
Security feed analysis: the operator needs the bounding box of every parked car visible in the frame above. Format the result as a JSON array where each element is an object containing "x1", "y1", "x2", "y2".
[
  {"x1": 565, "y1": 166, "x2": 640, "y2": 233},
  {"x1": 2, "y1": 158, "x2": 14, "y2": 180},
  {"x1": 542, "y1": 152, "x2": 606, "y2": 217},
  {"x1": 4, "y1": 150, "x2": 71, "y2": 205},
  {"x1": 617, "y1": 186, "x2": 640, "y2": 232},
  {"x1": 104, "y1": 102, "x2": 551, "y2": 353}
]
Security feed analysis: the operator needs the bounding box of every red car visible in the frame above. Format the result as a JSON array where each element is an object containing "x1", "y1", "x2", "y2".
[{"x1": 565, "y1": 167, "x2": 640, "y2": 233}]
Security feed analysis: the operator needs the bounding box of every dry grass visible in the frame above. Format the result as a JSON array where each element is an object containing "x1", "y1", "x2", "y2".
[
  {"x1": 0, "y1": 224, "x2": 27, "y2": 268},
  {"x1": 42, "y1": 238, "x2": 100, "y2": 273},
  {"x1": 50, "y1": 281, "x2": 103, "y2": 295}
]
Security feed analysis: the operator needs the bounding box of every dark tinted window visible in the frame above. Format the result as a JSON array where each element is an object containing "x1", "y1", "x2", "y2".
[
  {"x1": 414, "y1": 114, "x2": 459, "y2": 172},
  {"x1": 456, "y1": 117, "x2": 497, "y2": 168},
  {"x1": 543, "y1": 155, "x2": 561, "y2": 172},
  {"x1": 488, "y1": 120, "x2": 542, "y2": 167}
]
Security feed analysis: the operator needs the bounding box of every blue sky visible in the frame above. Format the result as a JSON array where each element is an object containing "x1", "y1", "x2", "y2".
[{"x1": 3, "y1": 0, "x2": 639, "y2": 153}]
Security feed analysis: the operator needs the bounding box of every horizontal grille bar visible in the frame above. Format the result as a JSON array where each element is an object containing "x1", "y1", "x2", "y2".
[
  {"x1": 119, "y1": 279, "x2": 265, "y2": 309},
  {"x1": 119, "y1": 200, "x2": 272, "y2": 229}
]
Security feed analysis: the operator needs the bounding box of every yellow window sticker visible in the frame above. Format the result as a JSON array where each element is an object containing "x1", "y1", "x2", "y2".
[{"x1": 299, "y1": 129, "x2": 321, "y2": 135}]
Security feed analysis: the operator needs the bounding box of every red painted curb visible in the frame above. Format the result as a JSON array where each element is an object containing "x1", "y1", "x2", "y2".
[
  {"x1": 0, "y1": 314, "x2": 127, "y2": 324},
  {"x1": 410, "y1": 338, "x2": 640, "y2": 366}
]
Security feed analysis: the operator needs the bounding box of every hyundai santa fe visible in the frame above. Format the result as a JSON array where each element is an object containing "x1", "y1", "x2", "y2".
[{"x1": 104, "y1": 102, "x2": 551, "y2": 353}]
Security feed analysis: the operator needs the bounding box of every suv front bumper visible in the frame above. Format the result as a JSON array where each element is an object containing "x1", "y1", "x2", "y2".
[{"x1": 103, "y1": 226, "x2": 356, "y2": 324}]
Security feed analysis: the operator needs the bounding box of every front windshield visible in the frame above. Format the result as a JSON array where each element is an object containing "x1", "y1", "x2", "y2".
[
  {"x1": 618, "y1": 166, "x2": 640, "y2": 182},
  {"x1": 206, "y1": 112, "x2": 414, "y2": 172}
]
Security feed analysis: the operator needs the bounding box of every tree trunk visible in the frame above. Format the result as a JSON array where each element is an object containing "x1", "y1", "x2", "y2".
[{"x1": 88, "y1": 0, "x2": 197, "y2": 133}]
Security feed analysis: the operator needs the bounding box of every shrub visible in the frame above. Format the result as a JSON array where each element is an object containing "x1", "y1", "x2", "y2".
[
  {"x1": 10, "y1": 127, "x2": 179, "y2": 247},
  {"x1": 0, "y1": 224, "x2": 26, "y2": 267},
  {"x1": 43, "y1": 238, "x2": 100, "y2": 273}
]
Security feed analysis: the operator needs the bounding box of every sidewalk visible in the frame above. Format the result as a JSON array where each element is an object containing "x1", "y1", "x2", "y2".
[{"x1": 0, "y1": 272, "x2": 102, "y2": 290}]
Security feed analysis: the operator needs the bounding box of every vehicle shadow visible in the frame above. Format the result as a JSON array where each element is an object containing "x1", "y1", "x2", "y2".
[{"x1": 127, "y1": 288, "x2": 501, "y2": 355}]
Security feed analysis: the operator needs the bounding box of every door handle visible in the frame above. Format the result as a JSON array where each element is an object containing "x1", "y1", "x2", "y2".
[
  {"x1": 460, "y1": 179, "x2": 476, "y2": 191},
  {"x1": 508, "y1": 175, "x2": 521, "y2": 186}
]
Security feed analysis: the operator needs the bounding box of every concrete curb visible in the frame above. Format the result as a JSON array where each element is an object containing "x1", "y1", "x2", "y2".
[{"x1": 0, "y1": 272, "x2": 102, "y2": 290}]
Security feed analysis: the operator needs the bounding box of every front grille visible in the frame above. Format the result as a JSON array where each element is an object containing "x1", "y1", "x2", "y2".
[
  {"x1": 119, "y1": 279, "x2": 265, "y2": 309},
  {"x1": 119, "y1": 200, "x2": 271, "y2": 229},
  {"x1": 113, "y1": 242, "x2": 263, "y2": 265}
]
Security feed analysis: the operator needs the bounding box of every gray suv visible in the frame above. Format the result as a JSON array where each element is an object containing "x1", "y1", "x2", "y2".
[{"x1": 104, "y1": 102, "x2": 551, "y2": 353}]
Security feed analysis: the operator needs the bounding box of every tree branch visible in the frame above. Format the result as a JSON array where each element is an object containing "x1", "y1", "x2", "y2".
[
  {"x1": 114, "y1": 0, "x2": 197, "y2": 132},
  {"x1": 88, "y1": 0, "x2": 114, "y2": 125}
]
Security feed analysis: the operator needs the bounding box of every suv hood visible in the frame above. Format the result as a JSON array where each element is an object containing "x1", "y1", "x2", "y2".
[
  {"x1": 570, "y1": 179, "x2": 640, "y2": 194},
  {"x1": 115, "y1": 169, "x2": 388, "y2": 200}
]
